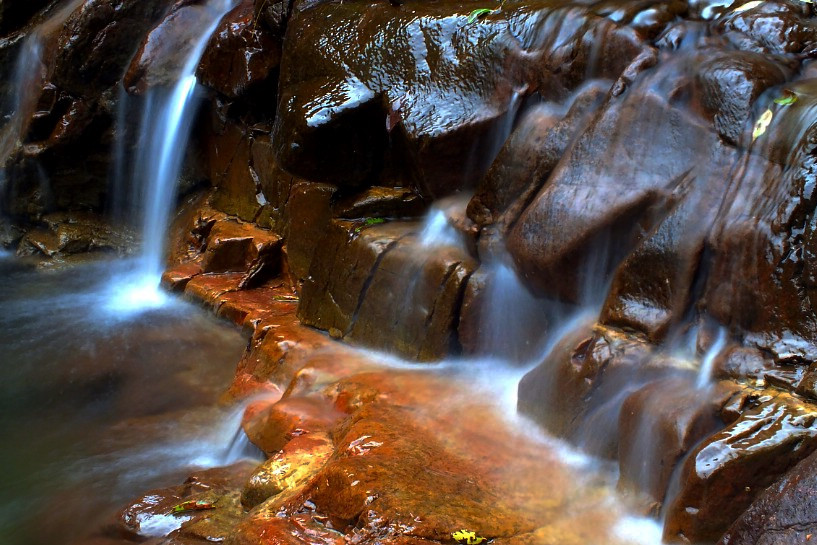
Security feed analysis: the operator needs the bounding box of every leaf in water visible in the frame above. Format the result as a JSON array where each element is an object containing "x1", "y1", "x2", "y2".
[
  {"x1": 733, "y1": 0, "x2": 764, "y2": 12},
  {"x1": 365, "y1": 218, "x2": 386, "y2": 226},
  {"x1": 467, "y1": 8, "x2": 494, "y2": 23},
  {"x1": 752, "y1": 109, "x2": 773, "y2": 141},
  {"x1": 169, "y1": 500, "x2": 216, "y2": 514},
  {"x1": 774, "y1": 92, "x2": 798, "y2": 106},
  {"x1": 452, "y1": 530, "x2": 487, "y2": 545}
]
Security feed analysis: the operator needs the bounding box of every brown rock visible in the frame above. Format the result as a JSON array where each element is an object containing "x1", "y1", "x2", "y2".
[
  {"x1": 161, "y1": 262, "x2": 204, "y2": 292},
  {"x1": 283, "y1": 181, "x2": 336, "y2": 282},
  {"x1": 272, "y1": 1, "x2": 648, "y2": 197},
  {"x1": 241, "y1": 432, "x2": 334, "y2": 508},
  {"x1": 123, "y1": 2, "x2": 218, "y2": 94},
  {"x1": 664, "y1": 392, "x2": 817, "y2": 543},
  {"x1": 297, "y1": 219, "x2": 413, "y2": 335},
  {"x1": 117, "y1": 462, "x2": 256, "y2": 540},
  {"x1": 508, "y1": 54, "x2": 726, "y2": 302},
  {"x1": 200, "y1": 218, "x2": 281, "y2": 278},
  {"x1": 467, "y1": 81, "x2": 608, "y2": 232},
  {"x1": 197, "y1": 0, "x2": 281, "y2": 100},
  {"x1": 617, "y1": 378, "x2": 737, "y2": 505},
  {"x1": 242, "y1": 396, "x2": 342, "y2": 456},
  {"x1": 696, "y1": 51, "x2": 788, "y2": 145},
  {"x1": 713, "y1": 0, "x2": 817, "y2": 58},
  {"x1": 209, "y1": 121, "x2": 264, "y2": 222},
  {"x1": 718, "y1": 448, "x2": 817, "y2": 545},
  {"x1": 53, "y1": 0, "x2": 170, "y2": 98},
  {"x1": 334, "y1": 186, "x2": 425, "y2": 220},
  {"x1": 518, "y1": 326, "x2": 689, "y2": 457}
]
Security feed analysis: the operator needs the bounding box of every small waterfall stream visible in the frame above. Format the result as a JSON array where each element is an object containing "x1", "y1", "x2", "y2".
[
  {"x1": 107, "y1": 0, "x2": 237, "y2": 313},
  {"x1": 0, "y1": 0, "x2": 85, "y2": 204}
]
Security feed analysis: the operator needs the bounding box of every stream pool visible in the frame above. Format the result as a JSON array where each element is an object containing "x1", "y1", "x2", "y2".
[{"x1": 0, "y1": 256, "x2": 248, "y2": 545}]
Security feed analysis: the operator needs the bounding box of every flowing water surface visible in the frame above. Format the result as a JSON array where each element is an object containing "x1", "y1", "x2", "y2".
[{"x1": 0, "y1": 257, "x2": 248, "y2": 545}]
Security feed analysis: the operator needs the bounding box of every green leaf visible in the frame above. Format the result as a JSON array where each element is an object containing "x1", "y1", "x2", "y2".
[
  {"x1": 467, "y1": 8, "x2": 493, "y2": 23},
  {"x1": 169, "y1": 500, "x2": 216, "y2": 514},
  {"x1": 364, "y1": 218, "x2": 386, "y2": 226},
  {"x1": 774, "y1": 92, "x2": 798, "y2": 106}
]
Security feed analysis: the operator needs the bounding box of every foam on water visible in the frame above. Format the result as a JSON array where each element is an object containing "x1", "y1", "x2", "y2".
[{"x1": 419, "y1": 208, "x2": 463, "y2": 247}]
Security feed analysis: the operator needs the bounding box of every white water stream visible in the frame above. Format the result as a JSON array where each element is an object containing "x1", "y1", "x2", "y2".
[{"x1": 107, "y1": 0, "x2": 237, "y2": 313}]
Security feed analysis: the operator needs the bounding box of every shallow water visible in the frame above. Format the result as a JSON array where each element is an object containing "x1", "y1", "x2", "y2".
[{"x1": 0, "y1": 258, "x2": 248, "y2": 545}]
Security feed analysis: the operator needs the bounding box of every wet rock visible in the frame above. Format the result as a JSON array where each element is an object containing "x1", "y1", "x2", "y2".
[
  {"x1": 617, "y1": 378, "x2": 737, "y2": 505},
  {"x1": 197, "y1": 0, "x2": 281, "y2": 100},
  {"x1": 704, "y1": 127, "x2": 817, "y2": 362},
  {"x1": 696, "y1": 51, "x2": 788, "y2": 145},
  {"x1": 162, "y1": 262, "x2": 204, "y2": 292},
  {"x1": 242, "y1": 396, "x2": 342, "y2": 456},
  {"x1": 467, "y1": 81, "x2": 608, "y2": 234},
  {"x1": 15, "y1": 211, "x2": 134, "y2": 258},
  {"x1": 592, "y1": 0, "x2": 688, "y2": 40},
  {"x1": 518, "y1": 326, "x2": 690, "y2": 457},
  {"x1": 712, "y1": 0, "x2": 817, "y2": 58},
  {"x1": 123, "y1": 2, "x2": 220, "y2": 94},
  {"x1": 184, "y1": 272, "x2": 244, "y2": 309},
  {"x1": 718, "y1": 448, "x2": 817, "y2": 545},
  {"x1": 241, "y1": 432, "x2": 334, "y2": 508},
  {"x1": 334, "y1": 186, "x2": 425, "y2": 220},
  {"x1": 508, "y1": 54, "x2": 727, "y2": 302},
  {"x1": 283, "y1": 181, "x2": 336, "y2": 282},
  {"x1": 250, "y1": 132, "x2": 293, "y2": 231},
  {"x1": 118, "y1": 462, "x2": 256, "y2": 540},
  {"x1": 664, "y1": 392, "x2": 817, "y2": 543},
  {"x1": 228, "y1": 512, "x2": 343, "y2": 545},
  {"x1": 207, "y1": 119, "x2": 265, "y2": 222},
  {"x1": 54, "y1": 0, "x2": 171, "y2": 98},
  {"x1": 299, "y1": 220, "x2": 476, "y2": 360},
  {"x1": 457, "y1": 268, "x2": 488, "y2": 355},
  {"x1": 297, "y1": 219, "x2": 414, "y2": 337},
  {"x1": 272, "y1": 1, "x2": 649, "y2": 197},
  {"x1": 200, "y1": 218, "x2": 282, "y2": 286}
]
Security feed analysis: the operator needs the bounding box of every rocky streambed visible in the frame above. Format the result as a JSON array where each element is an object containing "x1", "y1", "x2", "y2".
[{"x1": 4, "y1": 0, "x2": 817, "y2": 544}]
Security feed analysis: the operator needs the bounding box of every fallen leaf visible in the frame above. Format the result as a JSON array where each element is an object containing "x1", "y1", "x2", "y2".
[
  {"x1": 752, "y1": 109, "x2": 773, "y2": 141},
  {"x1": 169, "y1": 500, "x2": 216, "y2": 515},
  {"x1": 466, "y1": 8, "x2": 494, "y2": 23},
  {"x1": 774, "y1": 91, "x2": 798, "y2": 106},
  {"x1": 733, "y1": 0, "x2": 763, "y2": 12},
  {"x1": 452, "y1": 529, "x2": 487, "y2": 545}
]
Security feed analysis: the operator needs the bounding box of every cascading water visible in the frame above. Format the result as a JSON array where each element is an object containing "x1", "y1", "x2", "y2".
[
  {"x1": 0, "y1": 0, "x2": 85, "y2": 207},
  {"x1": 107, "y1": 0, "x2": 237, "y2": 313},
  {"x1": 695, "y1": 327, "x2": 728, "y2": 389}
]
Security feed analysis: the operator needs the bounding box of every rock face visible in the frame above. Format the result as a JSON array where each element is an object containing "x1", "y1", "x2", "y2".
[
  {"x1": 0, "y1": 0, "x2": 172, "y2": 225},
  {"x1": 719, "y1": 448, "x2": 817, "y2": 545},
  {"x1": 272, "y1": 0, "x2": 651, "y2": 196}
]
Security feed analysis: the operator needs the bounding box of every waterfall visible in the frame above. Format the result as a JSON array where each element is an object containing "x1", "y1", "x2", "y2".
[
  {"x1": 696, "y1": 328, "x2": 728, "y2": 389},
  {"x1": 107, "y1": 0, "x2": 237, "y2": 313},
  {"x1": 0, "y1": 0, "x2": 85, "y2": 208}
]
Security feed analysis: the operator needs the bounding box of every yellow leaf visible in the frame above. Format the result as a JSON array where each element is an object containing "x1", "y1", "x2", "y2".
[
  {"x1": 752, "y1": 109, "x2": 773, "y2": 141},
  {"x1": 452, "y1": 530, "x2": 487, "y2": 545},
  {"x1": 733, "y1": 0, "x2": 763, "y2": 12}
]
